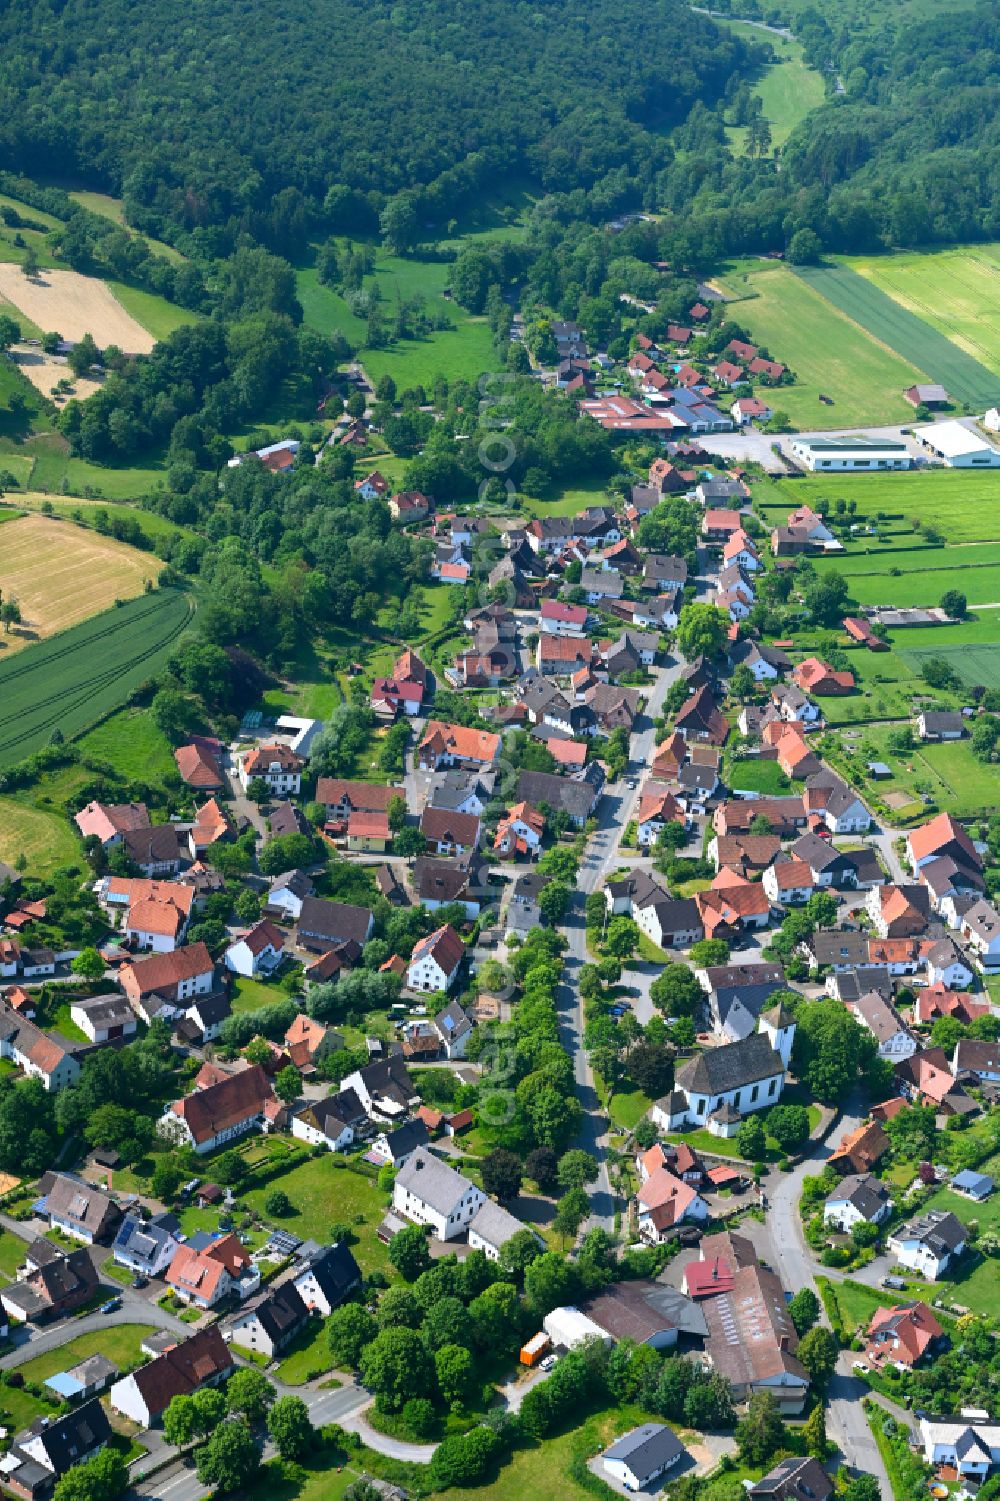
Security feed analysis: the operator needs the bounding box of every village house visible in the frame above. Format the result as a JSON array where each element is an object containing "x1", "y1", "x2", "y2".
[
  {"x1": 174, "y1": 740, "x2": 225, "y2": 790},
  {"x1": 69, "y1": 993, "x2": 137, "y2": 1044},
  {"x1": 109, "y1": 1327, "x2": 234, "y2": 1428},
  {"x1": 887, "y1": 1209, "x2": 966, "y2": 1279},
  {"x1": 224, "y1": 1281, "x2": 309, "y2": 1359},
  {"x1": 119, "y1": 942, "x2": 215, "y2": 1024},
  {"x1": 74, "y1": 800, "x2": 150, "y2": 848},
  {"x1": 637, "y1": 1166, "x2": 710, "y2": 1243},
  {"x1": 42, "y1": 1174, "x2": 120, "y2": 1245},
  {"x1": 823, "y1": 1172, "x2": 892, "y2": 1232},
  {"x1": 161, "y1": 1064, "x2": 275, "y2": 1154},
  {"x1": 239, "y1": 744, "x2": 303, "y2": 796},
  {"x1": 851, "y1": 990, "x2": 916, "y2": 1059},
  {"x1": 297, "y1": 896, "x2": 374, "y2": 954},
  {"x1": 420, "y1": 806, "x2": 481, "y2": 856},
  {"x1": 224, "y1": 917, "x2": 285, "y2": 978},
  {"x1": 188, "y1": 797, "x2": 236, "y2": 860},
  {"x1": 866, "y1": 1302, "x2": 943, "y2": 1370},
  {"x1": 112, "y1": 1211, "x2": 182, "y2": 1280},
  {"x1": 291, "y1": 1088, "x2": 366, "y2": 1152},
  {"x1": 292, "y1": 1242, "x2": 362, "y2": 1317},
  {"x1": 417, "y1": 721, "x2": 501, "y2": 770},
  {"x1": 3, "y1": 1400, "x2": 111, "y2": 1500},
  {"x1": 0, "y1": 1006, "x2": 80, "y2": 1093},
  {"x1": 166, "y1": 1231, "x2": 259, "y2": 1310},
  {"x1": 393, "y1": 1147, "x2": 487, "y2": 1240},
  {"x1": 407, "y1": 924, "x2": 465, "y2": 993},
  {"x1": 1, "y1": 1244, "x2": 99, "y2": 1326}
]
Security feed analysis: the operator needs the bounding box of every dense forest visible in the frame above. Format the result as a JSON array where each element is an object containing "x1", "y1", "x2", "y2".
[
  {"x1": 0, "y1": 0, "x2": 748, "y2": 252},
  {"x1": 2, "y1": 0, "x2": 1000, "y2": 261}
]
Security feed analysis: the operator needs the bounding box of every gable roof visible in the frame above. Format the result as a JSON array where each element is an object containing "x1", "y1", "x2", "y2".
[
  {"x1": 410, "y1": 924, "x2": 465, "y2": 976},
  {"x1": 676, "y1": 1033, "x2": 784, "y2": 1095},
  {"x1": 170, "y1": 1065, "x2": 273, "y2": 1146},
  {"x1": 395, "y1": 1146, "x2": 477, "y2": 1215},
  {"x1": 120, "y1": 1327, "x2": 233, "y2": 1419}
]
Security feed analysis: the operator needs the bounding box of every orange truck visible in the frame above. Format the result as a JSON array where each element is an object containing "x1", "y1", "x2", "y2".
[{"x1": 520, "y1": 1332, "x2": 551, "y2": 1367}]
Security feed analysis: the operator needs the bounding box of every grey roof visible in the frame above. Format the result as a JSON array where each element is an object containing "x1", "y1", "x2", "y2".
[
  {"x1": 952, "y1": 1169, "x2": 993, "y2": 1196},
  {"x1": 516, "y1": 768, "x2": 598, "y2": 822},
  {"x1": 122, "y1": 823, "x2": 182, "y2": 865},
  {"x1": 809, "y1": 928, "x2": 870, "y2": 964},
  {"x1": 827, "y1": 965, "x2": 892, "y2": 1002},
  {"x1": 791, "y1": 832, "x2": 852, "y2": 874},
  {"x1": 269, "y1": 869, "x2": 314, "y2": 899},
  {"x1": 897, "y1": 1208, "x2": 966, "y2": 1255},
  {"x1": 234, "y1": 1281, "x2": 307, "y2": 1346},
  {"x1": 854, "y1": 991, "x2": 910, "y2": 1044},
  {"x1": 435, "y1": 998, "x2": 473, "y2": 1044},
  {"x1": 72, "y1": 993, "x2": 133, "y2": 1026},
  {"x1": 293, "y1": 1242, "x2": 361, "y2": 1305},
  {"x1": 298, "y1": 896, "x2": 373, "y2": 945},
  {"x1": 826, "y1": 1172, "x2": 891, "y2": 1220},
  {"x1": 750, "y1": 1456, "x2": 834, "y2": 1501},
  {"x1": 677, "y1": 1033, "x2": 784, "y2": 1095},
  {"x1": 395, "y1": 1146, "x2": 478, "y2": 1216},
  {"x1": 17, "y1": 1398, "x2": 111, "y2": 1478},
  {"x1": 469, "y1": 1198, "x2": 527, "y2": 1250},
  {"x1": 382, "y1": 1119, "x2": 430, "y2": 1160},
  {"x1": 920, "y1": 710, "x2": 964, "y2": 732},
  {"x1": 580, "y1": 568, "x2": 624, "y2": 597},
  {"x1": 603, "y1": 1423, "x2": 685, "y2": 1482},
  {"x1": 113, "y1": 1211, "x2": 180, "y2": 1268}
]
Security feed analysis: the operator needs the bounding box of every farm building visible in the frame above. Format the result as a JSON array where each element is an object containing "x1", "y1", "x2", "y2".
[
  {"x1": 913, "y1": 420, "x2": 1000, "y2": 468},
  {"x1": 904, "y1": 384, "x2": 949, "y2": 408},
  {"x1": 787, "y1": 435, "x2": 912, "y2": 472}
]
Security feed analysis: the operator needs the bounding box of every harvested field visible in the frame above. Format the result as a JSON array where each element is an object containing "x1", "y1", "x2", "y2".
[
  {"x1": 0, "y1": 266, "x2": 154, "y2": 353},
  {"x1": 7, "y1": 344, "x2": 103, "y2": 402},
  {"x1": 0, "y1": 513, "x2": 160, "y2": 656}
]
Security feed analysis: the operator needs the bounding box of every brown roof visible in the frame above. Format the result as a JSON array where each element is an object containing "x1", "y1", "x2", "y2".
[
  {"x1": 125, "y1": 1327, "x2": 233, "y2": 1420},
  {"x1": 239, "y1": 918, "x2": 285, "y2": 957},
  {"x1": 703, "y1": 1264, "x2": 807, "y2": 1388},
  {"x1": 409, "y1": 924, "x2": 465, "y2": 976},
  {"x1": 242, "y1": 744, "x2": 303, "y2": 775},
  {"x1": 420, "y1": 807, "x2": 480, "y2": 846},
  {"x1": 120, "y1": 942, "x2": 214, "y2": 999},
  {"x1": 170, "y1": 1065, "x2": 274, "y2": 1146},
  {"x1": 316, "y1": 780, "x2": 399, "y2": 812}
]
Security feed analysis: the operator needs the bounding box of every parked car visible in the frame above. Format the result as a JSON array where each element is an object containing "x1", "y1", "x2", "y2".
[
  {"x1": 539, "y1": 1354, "x2": 558, "y2": 1371},
  {"x1": 881, "y1": 1275, "x2": 907, "y2": 1291},
  {"x1": 100, "y1": 1297, "x2": 122, "y2": 1315},
  {"x1": 132, "y1": 1275, "x2": 148, "y2": 1289}
]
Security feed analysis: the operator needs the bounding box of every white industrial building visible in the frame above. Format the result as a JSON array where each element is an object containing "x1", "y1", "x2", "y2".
[
  {"x1": 787, "y1": 435, "x2": 912, "y2": 472},
  {"x1": 913, "y1": 420, "x2": 1000, "y2": 468}
]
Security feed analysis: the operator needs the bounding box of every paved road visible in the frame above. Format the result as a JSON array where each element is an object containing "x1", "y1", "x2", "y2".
[
  {"x1": 558, "y1": 654, "x2": 686, "y2": 1232},
  {"x1": 766, "y1": 1099, "x2": 892, "y2": 1491}
]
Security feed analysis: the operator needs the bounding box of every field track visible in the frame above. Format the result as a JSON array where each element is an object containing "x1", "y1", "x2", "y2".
[{"x1": 0, "y1": 589, "x2": 193, "y2": 767}]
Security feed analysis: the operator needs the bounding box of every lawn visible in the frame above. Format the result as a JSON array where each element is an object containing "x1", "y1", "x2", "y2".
[
  {"x1": 48, "y1": 1003, "x2": 90, "y2": 1044},
  {"x1": 726, "y1": 757, "x2": 792, "y2": 795},
  {"x1": 16, "y1": 1325, "x2": 149, "y2": 1385},
  {"x1": 231, "y1": 976, "x2": 291, "y2": 1015},
  {"x1": 69, "y1": 191, "x2": 186, "y2": 266},
  {"x1": 826, "y1": 1276, "x2": 897, "y2": 1335},
  {"x1": 517, "y1": 477, "x2": 614, "y2": 520},
  {"x1": 721, "y1": 262, "x2": 924, "y2": 427},
  {"x1": 77, "y1": 707, "x2": 179, "y2": 785},
  {"x1": 795, "y1": 260, "x2": 999, "y2": 410},
  {"x1": 0, "y1": 587, "x2": 194, "y2": 768},
  {"x1": 924, "y1": 1161, "x2": 1000, "y2": 1231},
  {"x1": 841, "y1": 243, "x2": 1000, "y2": 385},
  {"x1": 718, "y1": 21, "x2": 825, "y2": 150},
  {"x1": 297, "y1": 242, "x2": 498, "y2": 389},
  {"x1": 241, "y1": 1157, "x2": 391, "y2": 1275},
  {"x1": 105, "y1": 281, "x2": 199, "y2": 342},
  {"x1": 0, "y1": 795, "x2": 80, "y2": 876},
  {"x1": 608, "y1": 1088, "x2": 653, "y2": 1131},
  {"x1": 0, "y1": 1230, "x2": 26, "y2": 1280},
  {"x1": 833, "y1": 559, "x2": 1000, "y2": 610},
  {"x1": 752, "y1": 468, "x2": 1000, "y2": 544},
  {"x1": 273, "y1": 1314, "x2": 336, "y2": 1384},
  {"x1": 27, "y1": 449, "x2": 167, "y2": 501}
]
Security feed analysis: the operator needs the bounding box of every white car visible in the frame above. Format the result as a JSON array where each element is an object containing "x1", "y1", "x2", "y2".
[
  {"x1": 539, "y1": 1354, "x2": 558, "y2": 1371},
  {"x1": 852, "y1": 1360, "x2": 870, "y2": 1374}
]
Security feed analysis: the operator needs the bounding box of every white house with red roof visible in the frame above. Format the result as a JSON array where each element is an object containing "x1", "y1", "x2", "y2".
[
  {"x1": 74, "y1": 801, "x2": 150, "y2": 847},
  {"x1": 225, "y1": 919, "x2": 286, "y2": 978},
  {"x1": 540, "y1": 599, "x2": 589, "y2": 637},
  {"x1": 637, "y1": 1166, "x2": 709, "y2": 1243},
  {"x1": 354, "y1": 470, "x2": 389, "y2": 500},
  {"x1": 407, "y1": 925, "x2": 465, "y2": 993},
  {"x1": 239, "y1": 745, "x2": 303, "y2": 795}
]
